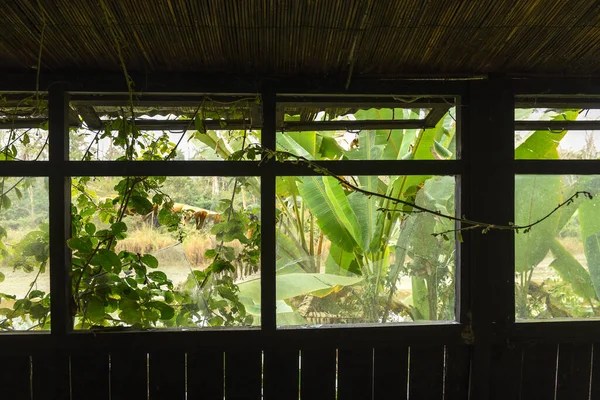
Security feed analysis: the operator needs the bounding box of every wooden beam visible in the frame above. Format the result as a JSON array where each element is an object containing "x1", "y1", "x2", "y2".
[
  {"x1": 75, "y1": 105, "x2": 102, "y2": 130},
  {"x1": 0, "y1": 72, "x2": 469, "y2": 96},
  {"x1": 423, "y1": 104, "x2": 452, "y2": 127}
]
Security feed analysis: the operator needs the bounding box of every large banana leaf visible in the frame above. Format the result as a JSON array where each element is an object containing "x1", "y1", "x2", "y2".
[
  {"x1": 276, "y1": 230, "x2": 313, "y2": 274},
  {"x1": 514, "y1": 115, "x2": 575, "y2": 273},
  {"x1": 413, "y1": 127, "x2": 437, "y2": 160},
  {"x1": 325, "y1": 243, "x2": 361, "y2": 276},
  {"x1": 297, "y1": 176, "x2": 361, "y2": 253},
  {"x1": 515, "y1": 175, "x2": 563, "y2": 273},
  {"x1": 348, "y1": 180, "x2": 381, "y2": 252},
  {"x1": 276, "y1": 133, "x2": 314, "y2": 159},
  {"x1": 549, "y1": 239, "x2": 597, "y2": 301},
  {"x1": 578, "y1": 186, "x2": 600, "y2": 298},
  {"x1": 238, "y1": 273, "x2": 362, "y2": 303},
  {"x1": 515, "y1": 111, "x2": 579, "y2": 160}
]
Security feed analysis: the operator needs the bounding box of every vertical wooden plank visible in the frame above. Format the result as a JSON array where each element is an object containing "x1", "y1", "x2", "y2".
[
  {"x1": 556, "y1": 343, "x2": 592, "y2": 400},
  {"x1": 591, "y1": 343, "x2": 600, "y2": 399},
  {"x1": 0, "y1": 355, "x2": 31, "y2": 400},
  {"x1": 225, "y1": 350, "x2": 262, "y2": 400},
  {"x1": 31, "y1": 354, "x2": 70, "y2": 400},
  {"x1": 489, "y1": 343, "x2": 523, "y2": 400},
  {"x1": 409, "y1": 345, "x2": 444, "y2": 400},
  {"x1": 187, "y1": 350, "x2": 224, "y2": 400},
  {"x1": 111, "y1": 351, "x2": 147, "y2": 400},
  {"x1": 71, "y1": 353, "x2": 110, "y2": 400},
  {"x1": 149, "y1": 352, "x2": 185, "y2": 400},
  {"x1": 444, "y1": 345, "x2": 470, "y2": 400},
  {"x1": 301, "y1": 348, "x2": 336, "y2": 400},
  {"x1": 263, "y1": 348, "x2": 299, "y2": 400},
  {"x1": 373, "y1": 346, "x2": 408, "y2": 400},
  {"x1": 521, "y1": 343, "x2": 558, "y2": 400},
  {"x1": 338, "y1": 347, "x2": 373, "y2": 399}
]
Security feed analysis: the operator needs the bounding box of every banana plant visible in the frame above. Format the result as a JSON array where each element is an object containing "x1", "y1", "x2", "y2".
[
  {"x1": 273, "y1": 108, "x2": 457, "y2": 323},
  {"x1": 515, "y1": 110, "x2": 600, "y2": 318}
]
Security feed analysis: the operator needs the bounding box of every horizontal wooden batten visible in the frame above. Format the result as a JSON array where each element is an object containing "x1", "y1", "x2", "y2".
[
  {"x1": 511, "y1": 78, "x2": 600, "y2": 96},
  {"x1": 515, "y1": 160, "x2": 600, "y2": 175},
  {"x1": 278, "y1": 99, "x2": 453, "y2": 109},
  {"x1": 515, "y1": 120, "x2": 600, "y2": 131},
  {"x1": 0, "y1": 322, "x2": 465, "y2": 356},
  {"x1": 516, "y1": 97, "x2": 600, "y2": 109},
  {"x1": 276, "y1": 159, "x2": 462, "y2": 176},
  {"x1": 0, "y1": 117, "x2": 441, "y2": 131},
  {"x1": 0, "y1": 160, "x2": 461, "y2": 177},
  {"x1": 281, "y1": 119, "x2": 432, "y2": 131},
  {"x1": 63, "y1": 161, "x2": 262, "y2": 176},
  {"x1": 510, "y1": 320, "x2": 600, "y2": 343}
]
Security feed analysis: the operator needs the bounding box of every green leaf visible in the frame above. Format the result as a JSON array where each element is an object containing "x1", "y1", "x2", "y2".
[
  {"x1": 67, "y1": 237, "x2": 93, "y2": 253},
  {"x1": 204, "y1": 249, "x2": 217, "y2": 258},
  {"x1": 276, "y1": 132, "x2": 316, "y2": 159},
  {"x1": 348, "y1": 180, "x2": 379, "y2": 252},
  {"x1": 164, "y1": 291, "x2": 175, "y2": 304},
  {"x1": 141, "y1": 254, "x2": 158, "y2": 269},
  {"x1": 94, "y1": 249, "x2": 122, "y2": 271},
  {"x1": 147, "y1": 301, "x2": 175, "y2": 320},
  {"x1": 0, "y1": 271, "x2": 4, "y2": 283},
  {"x1": 238, "y1": 273, "x2": 362, "y2": 304},
  {"x1": 297, "y1": 176, "x2": 361, "y2": 253},
  {"x1": 111, "y1": 221, "x2": 127, "y2": 235},
  {"x1": 412, "y1": 127, "x2": 437, "y2": 160},
  {"x1": 130, "y1": 195, "x2": 153, "y2": 215},
  {"x1": 148, "y1": 271, "x2": 168, "y2": 284},
  {"x1": 324, "y1": 244, "x2": 361, "y2": 276},
  {"x1": 28, "y1": 290, "x2": 44, "y2": 299},
  {"x1": 515, "y1": 111, "x2": 578, "y2": 160},
  {"x1": 433, "y1": 140, "x2": 453, "y2": 159},
  {"x1": 578, "y1": 186, "x2": 600, "y2": 298},
  {"x1": 14, "y1": 187, "x2": 22, "y2": 200},
  {"x1": 549, "y1": 239, "x2": 597, "y2": 300},
  {"x1": 85, "y1": 223, "x2": 96, "y2": 236},
  {"x1": 210, "y1": 259, "x2": 235, "y2": 274},
  {"x1": 86, "y1": 297, "x2": 106, "y2": 323},
  {"x1": 515, "y1": 175, "x2": 564, "y2": 273},
  {"x1": 1, "y1": 194, "x2": 11, "y2": 209}
]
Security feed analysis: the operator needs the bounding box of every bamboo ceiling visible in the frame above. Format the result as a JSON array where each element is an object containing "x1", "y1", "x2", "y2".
[{"x1": 1, "y1": 0, "x2": 600, "y2": 78}]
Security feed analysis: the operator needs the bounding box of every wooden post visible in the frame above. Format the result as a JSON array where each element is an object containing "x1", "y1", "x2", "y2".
[{"x1": 462, "y1": 77, "x2": 515, "y2": 400}]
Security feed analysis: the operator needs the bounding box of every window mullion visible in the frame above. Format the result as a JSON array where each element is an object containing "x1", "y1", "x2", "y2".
[
  {"x1": 48, "y1": 85, "x2": 72, "y2": 335},
  {"x1": 261, "y1": 92, "x2": 277, "y2": 332}
]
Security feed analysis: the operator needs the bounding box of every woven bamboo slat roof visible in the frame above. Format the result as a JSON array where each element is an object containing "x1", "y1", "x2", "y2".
[{"x1": 1, "y1": 0, "x2": 600, "y2": 78}]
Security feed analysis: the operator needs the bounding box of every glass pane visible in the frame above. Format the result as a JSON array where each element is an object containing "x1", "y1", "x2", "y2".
[
  {"x1": 71, "y1": 176, "x2": 260, "y2": 329},
  {"x1": 274, "y1": 175, "x2": 456, "y2": 326},
  {"x1": 0, "y1": 93, "x2": 49, "y2": 161},
  {"x1": 515, "y1": 175, "x2": 600, "y2": 319},
  {"x1": 0, "y1": 177, "x2": 50, "y2": 331},
  {"x1": 515, "y1": 108, "x2": 600, "y2": 160},
  {"x1": 69, "y1": 96, "x2": 261, "y2": 161},
  {"x1": 277, "y1": 106, "x2": 456, "y2": 161}
]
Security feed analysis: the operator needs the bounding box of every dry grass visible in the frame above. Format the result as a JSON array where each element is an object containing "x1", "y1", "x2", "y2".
[{"x1": 116, "y1": 226, "x2": 177, "y2": 255}]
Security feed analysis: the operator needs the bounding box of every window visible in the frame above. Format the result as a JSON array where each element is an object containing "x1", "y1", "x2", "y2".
[
  {"x1": 515, "y1": 96, "x2": 600, "y2": 319},
  {"x1": 0, "y1": 91, "x2": 461, "y2": 331}
]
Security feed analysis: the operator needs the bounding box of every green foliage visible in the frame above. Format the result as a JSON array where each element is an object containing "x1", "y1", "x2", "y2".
[{"x1": 2, "y1": 99, "x2": 594, "y2": 331}]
